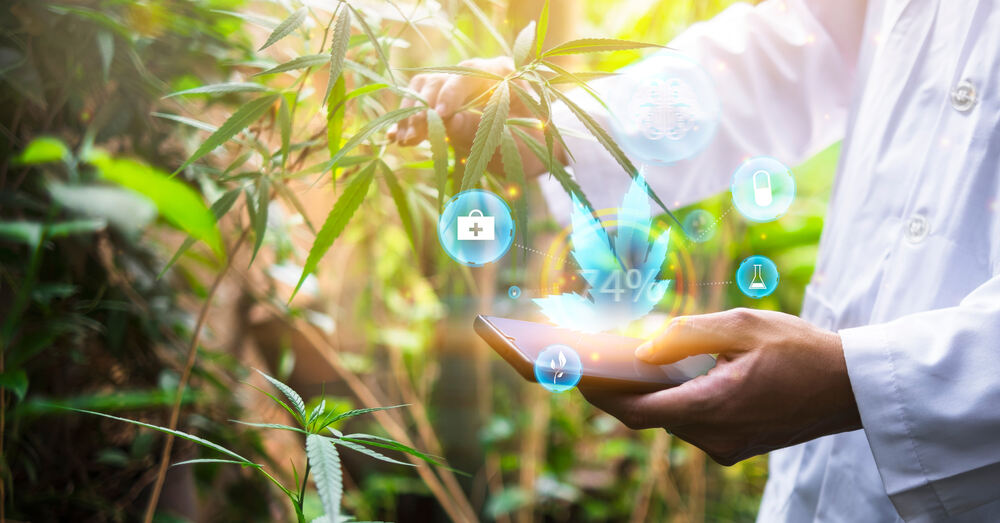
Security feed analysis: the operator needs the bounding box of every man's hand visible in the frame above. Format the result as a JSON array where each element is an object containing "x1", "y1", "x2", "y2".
[
  {"x1": 580, "y1": 308, "x2": 862, "y2": 466},
  {"x1": 387, "y1": 56, "x2": 562, "y2": 177}
]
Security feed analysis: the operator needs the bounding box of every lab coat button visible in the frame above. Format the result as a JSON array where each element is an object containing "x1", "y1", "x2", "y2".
[
  {"x1": 950, "y1": 79, "x2": 977, "y2": 112},
  {"x1": 905, "y1": 215, "x2": 929, "y2": 243}
]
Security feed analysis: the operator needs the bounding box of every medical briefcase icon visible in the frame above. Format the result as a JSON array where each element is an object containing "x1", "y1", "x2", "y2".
[{"x1": 457, "y1": 209, "x2": 495, "y2": 241}]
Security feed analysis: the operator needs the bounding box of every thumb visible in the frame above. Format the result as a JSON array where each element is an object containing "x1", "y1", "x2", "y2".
[{"x1": 635, "y1": 310, "x2": 750, "y2": 364}]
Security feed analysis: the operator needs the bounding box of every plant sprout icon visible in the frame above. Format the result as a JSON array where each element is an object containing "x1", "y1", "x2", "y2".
[{"x1": 550, "y1": 350, "x2": 568, "y2": 383}]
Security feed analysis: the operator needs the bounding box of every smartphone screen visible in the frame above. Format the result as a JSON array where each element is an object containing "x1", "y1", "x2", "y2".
[{"x1": 475, "y1": 315, "x2": 715, "y2": 392}]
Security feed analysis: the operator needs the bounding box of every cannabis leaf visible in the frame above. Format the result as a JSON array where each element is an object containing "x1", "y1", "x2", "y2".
[{"x1": 533, "y1": 173, "x2": 671, "y2": 333}]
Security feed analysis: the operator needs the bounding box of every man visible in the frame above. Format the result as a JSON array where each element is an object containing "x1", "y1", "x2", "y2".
[{"x1": 389, "y1": 0, "x2": 1000, "y2": 520}]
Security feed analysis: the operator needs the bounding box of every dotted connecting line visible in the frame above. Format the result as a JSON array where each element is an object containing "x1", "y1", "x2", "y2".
[
  {"x1": 514, "y1": 242, "x2": 569, "y2": 265},
  {"x1": 688, "y1": 205, "x2": 734, "y2": 243},
  {"x1": 696, "y1": 281, "x2": 733, "y2": 286}
]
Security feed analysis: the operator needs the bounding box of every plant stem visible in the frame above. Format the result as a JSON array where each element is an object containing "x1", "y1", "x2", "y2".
[
  {"x1": 142, "y1": 228, "x2": 250, "y2": 523},
  {"x1": 297, "y1": 460, "x2": 311, "y2": 513}
]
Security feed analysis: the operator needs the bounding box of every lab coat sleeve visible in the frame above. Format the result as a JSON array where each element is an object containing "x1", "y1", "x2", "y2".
[
  {"x1": 840, "y1": 275, "x2": 1000, "y2": 521},
  {"x1": 539, "y1": 0, "x2": 867, "y2": 217}
]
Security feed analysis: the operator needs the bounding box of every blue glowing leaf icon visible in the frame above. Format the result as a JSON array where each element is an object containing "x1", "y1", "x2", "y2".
[{"x1": 533, "y1": 174, "x2": 672, "y2": 333}]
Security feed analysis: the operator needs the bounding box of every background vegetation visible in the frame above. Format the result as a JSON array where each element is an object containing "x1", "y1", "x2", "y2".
[{"x1": 0, "y1": 0, "x2": 835, "y2": 521}]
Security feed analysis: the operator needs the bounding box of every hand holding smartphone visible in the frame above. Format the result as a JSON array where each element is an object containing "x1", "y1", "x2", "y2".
[{"x1": 475, "y1": 315, "x2": 715, "y2": 393}]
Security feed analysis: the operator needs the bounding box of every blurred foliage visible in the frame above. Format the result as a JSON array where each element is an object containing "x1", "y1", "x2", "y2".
[
  {"x1": 0, "y1": 0, "x2": 837, "y2": 521},
  {"x1": 0, "y1": 0, "x2": 271, "y2": 520}
]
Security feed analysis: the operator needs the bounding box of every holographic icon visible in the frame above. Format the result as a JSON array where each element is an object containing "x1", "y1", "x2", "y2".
[
  {"x1": 682, "y1": 209, "x2": 716, "y2": 243},
  {"x1": 438, "y1": 190, "x2": 514, "y2": 266},
  {"x1": 736, "y1": 256, "x2": 778, "y2": 298},
  {"x1": 753, "y1": 170, "x2": 773, "y2": 207},
  {"x1": 533, "y1": 174, "x2": 673, "y2": 333},
  {"x1": 534, "y1": 344, "x2": 583, "y2": 393},
  {"x1": 507, "y1": 285, "x2": 521, "y2": 299},
  {"x1": 731, "y1": 157, "x2": 795, "y2": 222},
  {"x1": 635, "y1": 78, "x2": 697, "y2": 141},
  {"x1": 749, "y1": 264, "x2": 767, "y2": 290},
  {"x1": 607, "y1": 51, "x2": 721, "y2": 165},
  {"x1": 456, "y1": 209, "x2": 495, "y2": 241}
]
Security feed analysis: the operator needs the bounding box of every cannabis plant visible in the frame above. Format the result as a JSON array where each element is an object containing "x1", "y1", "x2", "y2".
[{"x1": 79, "y1": 369, "x2": 446, "y2": 523}]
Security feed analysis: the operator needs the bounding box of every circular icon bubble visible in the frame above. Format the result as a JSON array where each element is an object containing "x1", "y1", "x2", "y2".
[
  {"x1": 508, "y1": 285, "x2": 521, "y2": 299},
  {"x1": 731, "y1": 157, "x2": 795, "y2": 222},
  {"x1": 736, "y1": 255, "x2": 779, "y2": 299},
  {"x1": 682, "y1": 209, "x2": 716, "y2": 243},
  {"x1": 534, "y1": 344, "x2": 583, "y2": 393},
  {"x1": 437, "y1": 190, "x2": 515, "y2": 266},
  {"x1": 606, "y1": 51, "x2": 721, "y2": 165}
]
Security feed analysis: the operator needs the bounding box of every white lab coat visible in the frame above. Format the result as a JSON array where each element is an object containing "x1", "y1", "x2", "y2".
[{"x1": 539, "y1": 0, "x2": 1000, "y2": 521}]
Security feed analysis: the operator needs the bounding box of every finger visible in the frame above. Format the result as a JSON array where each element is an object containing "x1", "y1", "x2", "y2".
[
  {"x1": 579, "y1": 380, "x2": 707, "y2": 430},
  {"x1": 435, "y1": 74, "x2": 486, "y2": 119},
  {"x1": 635, "y1": 309, "x2": 755, "y2": 364},
  {"x1": 442, "y1": 111, "x2": 480, "y2": 154},
  {"x1": 391, "y1": 75, "x2": 426, "y2": 143},
  {"x1": 401, "y1": 76, "x2": 443, "y2": 145}
]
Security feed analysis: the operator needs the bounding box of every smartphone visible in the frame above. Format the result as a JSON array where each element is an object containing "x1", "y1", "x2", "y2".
[{"x1": 475, "y1": 315, "x2": 716, "y2": 393}]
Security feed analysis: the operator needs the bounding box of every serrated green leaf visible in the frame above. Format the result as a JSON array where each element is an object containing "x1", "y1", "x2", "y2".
[
  {"x1": 347, "y1": 4, "x2": 395, "y2": 84},
  {"x1": 307, "y1": 434, "x2": 343, "y2": 520},
  {"x1": 210, "y1": 9, "x2": 279, "y2": 30},
  {"x1": 315, "y1": 106, "x2": 423, "y2": 176},
  {"x1": 426, "y1": 109, "x2": 449, "y2": 211},
  {"x1": 17, "y1": 137, "x2": 69, "y2": 165},
  {"x1": 255, "y1": 368, "x2": 305, "y2": 421},
  {"x1": 158, "y1": 189, "x2": 237, "y2": 277},
  {"x1": 245, "y1": 383, "x2": 302, "y2": 424},
  {"x1": 511, "y1": 126, "x2": 592, "y2": 211},
  {"x1": 380, "y1": 162, "x2": 417, "y2": 252},
  {"x1": 162, "y1": 82, "x2": 270, "y2": 99},
  {"x1": 500, "y1": 130, "x2": 528, "y2": 248},
  {"x1": 172, "y1": 458, "x2": 260, "y2": 468},
  {"x1": 324, "y1": 5, "x2": 352, "y2": 105},
  {"x1": 279, "y1": 96, "x2": 292, "y2": 168},
  {"x1": 249, "y1": 178, "x2": 270, "y2": 265},
  {"x1": 513, "y1": 21, "x2": 536, "y2": 66},
  {"x1": 327, "y1": 76, "x2": 347, "y2": 162},
  {"x1": 274, "y1": 182, "x2": 316, "y2": 234},
  {"x1": 546, "y1": 71, "x2": 617, "y2": 84},
  {"x1": 259, "y1": 7, "x2": 306, "y2": 51},
  {"x1": 460, "y1": 81, "x2": 509, "y2": 192},
  {"x1": 400, "y1": 65, "x2": 502, "y2": 80},
  {"x1": 320, "y1": 404, "x2": 407, "y2": 428},
  {"x1": 90, "y1": 155, "x2": 224, "y2": 257},
  {"x1": 341, "y1": 434, "x2": 461, "y2": 473},
  {"x1": 542, "y1": 38, "x2": 664, "y2": 57},
  {"x1": 536, "y1": 0, "x2": 550, "y2": 57},
  {"x1": 308, "y1": 399, "x2": 327, "y2": 425},
  {"x1": 231, "y1": 420, "x2": 308, "y2": 434},
  {"x1": 336, "y1": 439, "x2": 414, "y2": 467},
  {"x1": 509, "y1": 83, "x2": 545, "y2": 122},
  {"x1": 152, "y1": 112, "x2": 218, "y2": 133},
  {"x1": 540, "y1": 60, "x2": 606, "y2": 110},
  {"x1": 292, "y1": 162, "x2": 376, "y2": 299},
  {"x1": 73, "y1": 408, "x2": 253, "y2": 463},
  {"x1": 174, "y1": 94, "x2": 278, "y2": 175},
  {"x1": 254, "y1": 54, "x2": 328, "y2": 77},
  {"x1": 546, "y1": 88, "x2": 679, "y2": 225}
]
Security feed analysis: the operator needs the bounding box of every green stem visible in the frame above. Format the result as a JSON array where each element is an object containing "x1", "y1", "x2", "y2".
[{"x1": 297, "y1": 459, "x2": 311, "y2": 512}]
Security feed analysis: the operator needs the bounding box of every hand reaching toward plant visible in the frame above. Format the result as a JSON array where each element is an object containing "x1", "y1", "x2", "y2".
[
  {"x1": 580, "y1": 308, "x2": 862, "y2": 465},
  {"x1": 388, "y1": 56, "x2": 565, "y2": 178}
]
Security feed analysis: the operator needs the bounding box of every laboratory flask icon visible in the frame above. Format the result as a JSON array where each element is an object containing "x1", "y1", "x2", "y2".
[
  {"x1": 736, "y1": 255, "x2": 778, "y2": 298},
  {"x1": 753, "y1": 170, "x2": 773, "y2": 207},
  {"x1": 749, "y1": 264, "x2": 767, "y2": 290}
]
